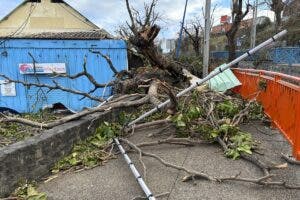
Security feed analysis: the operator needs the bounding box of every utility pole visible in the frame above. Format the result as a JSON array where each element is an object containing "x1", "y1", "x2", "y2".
[
  {"x1": 250, "y1": 0, "x2": 258, "y2": 49},
  {"x1": 176, "y1": 0, "x2": 188, "y2": 59},
  {"x1": 175, "y1": 0, "x2": 189, "y2": 59},
  {"x1": 203, "y1": 0, "x2": 211, "y2": 77}
]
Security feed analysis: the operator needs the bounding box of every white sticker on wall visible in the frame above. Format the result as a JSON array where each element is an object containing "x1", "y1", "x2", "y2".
[
  {"x1": 19, "y1": 63, "x2": 67, "y2": 74},
  {"x1": 0, "y1": 80, "x2": 16, "y2": 96}
]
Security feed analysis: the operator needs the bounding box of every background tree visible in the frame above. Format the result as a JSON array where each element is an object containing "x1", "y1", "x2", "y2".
[
  {"x1": 226, "y1": 0, "x2": 251, "y2": 61},
  {"x1": 266, "y1": 0, "x2": 285, "y2": 31},
  {"x1": 183, "y1": 18, "x2": 203, "y2": 57},
  {"x1": 183, "y1": 6, "x2": 217, "y2": 57}
]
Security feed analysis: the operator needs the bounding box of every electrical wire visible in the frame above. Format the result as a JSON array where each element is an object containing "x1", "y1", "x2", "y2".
[{"x1": 0, "y1": 2, "x2": 37, "y2": 46}]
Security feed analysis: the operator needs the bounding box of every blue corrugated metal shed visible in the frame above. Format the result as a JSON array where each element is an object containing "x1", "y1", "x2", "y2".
[{"x1": 0, "y1": 39, "x2": 128, "y2": 113}]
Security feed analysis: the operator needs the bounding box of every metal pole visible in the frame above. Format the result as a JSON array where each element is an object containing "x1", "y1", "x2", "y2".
[
  {"x1": 175, "y1": 0, "x2": 189, "y2": 59},
  {"x1": 203, "y1": 0, "x2": 211, "y2": 77},
  {"x1": 114, "y1": 138, "x2": 156, "y2": 200},
  {"x1": 128, "y1": 30, "x2": 287, "y2": 127},
  {"x1": 97, "y1": 95, "x2": 114, "y2": 107},
  {"x1": 250, "y1": 0, "x2": 258, "y2": 49}
]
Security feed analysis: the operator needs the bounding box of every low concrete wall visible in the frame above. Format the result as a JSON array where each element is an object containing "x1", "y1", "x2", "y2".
[{"x1": 0, "y1": 109, "x2": 122, "y2": 197}]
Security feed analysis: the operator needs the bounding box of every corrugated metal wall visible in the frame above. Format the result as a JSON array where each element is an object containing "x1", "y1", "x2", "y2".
[{"x1": 0, "y1": 39, "x2": 128, "y2": 113}]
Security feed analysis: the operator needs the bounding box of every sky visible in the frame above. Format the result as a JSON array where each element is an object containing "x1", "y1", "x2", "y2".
[{"x1": 0, "y1": 0, "x2": 274, "y2": 39}]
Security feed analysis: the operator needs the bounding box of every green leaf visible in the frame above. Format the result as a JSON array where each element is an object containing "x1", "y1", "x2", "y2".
[
  {"x1": 68, "y1": 157, "x2": 79, "y2": 166},
  {"x1": 176, "y1": 120, "x2": 186, "y2": 127},
  {"x1": 26, "y1": 185, "x2": 47, "y2": 200}
]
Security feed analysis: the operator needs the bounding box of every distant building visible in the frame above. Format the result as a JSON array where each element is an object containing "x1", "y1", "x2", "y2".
[
  {"x1": 0, "y1": 0, "x2": 106, "y2": 37},
  {"x1": 159, "y1": 38, "x2": 176, "y2": 54},
  {"x1": 211, "y1": 16, "x2": 269, "y2": 35}
]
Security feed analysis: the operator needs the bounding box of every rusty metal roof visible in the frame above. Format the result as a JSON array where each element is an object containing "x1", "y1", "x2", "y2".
[{"x1": 0, "y1": 30, "x2": 113, "y2": 40}]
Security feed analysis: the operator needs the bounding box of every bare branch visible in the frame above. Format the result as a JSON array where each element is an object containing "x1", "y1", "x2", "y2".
[
  {"x1": 0, "y1": 73, "x2": 104, "y2": 102},
  {"x1": 89, "y1": 50, "x2": 119, "y2": 75}
]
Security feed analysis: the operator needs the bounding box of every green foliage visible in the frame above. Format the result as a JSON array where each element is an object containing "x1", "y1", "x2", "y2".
[
  {"x1": 21, "y1": 110, "x2": 60, "y2": 123},
  {"x1": 225, "y1": 132, "x2": 254, "y2": 160},
  {"x1": 13, "y1": 183, "x2": 47, "y2": 200},
  {"x1": 172, "y1": 103, "x2": 204, "y2": 137},
  {"x1": 186, "y1": 106, "x2": 203, "y2": 120},
  {"x1": 248, "y1": 102, "x2": 264, "y2": 120},
  {"x1": 178, "y1": 56, "x2": 203, "y2": 77},
  {"x1": 212, "y1": 124, "x2": 240, "y2": 139},
  {"x1": 52, "y1": 122, "x2": 121, "y2": 173},
  {"x1": 0, "y1": 110, "x2": 60, "y2": 147},
  {"x1": 216, "y1": 100, "x2": 240, "y2": 118},
  {"x1": 194, "y1": 124, "x2": 214, "y2": 140}
]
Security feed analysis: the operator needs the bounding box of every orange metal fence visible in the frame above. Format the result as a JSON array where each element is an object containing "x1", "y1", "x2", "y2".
[{"x1": 233, "y1": 69, "x2": 300, "y2": 160}]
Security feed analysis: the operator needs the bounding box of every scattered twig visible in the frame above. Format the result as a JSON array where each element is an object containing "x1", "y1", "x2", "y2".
[
  {"x1": 120, "y1": 138, "x2": 214, "y2": 181},
  {"x1": 136, "y1": 137, "x2": 211, "y2": 148},
  {"x1": 120, "y1": 138, "x2": 300, "y2": 189},
  {"x1": 281, "y1": 153, "x2": 300, "y2": 165}
]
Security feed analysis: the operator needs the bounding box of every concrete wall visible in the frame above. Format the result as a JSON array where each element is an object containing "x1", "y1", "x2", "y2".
[
  {"x1": 0, "y1": 109, "x2": 123, "y2": 197},
  {"x1": 0, "y1": 0, "x2": 98, "y2": 37}
]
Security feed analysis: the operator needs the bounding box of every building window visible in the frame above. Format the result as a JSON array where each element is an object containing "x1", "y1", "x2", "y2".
[{"x1": 28, "y1": 0, "x2": 41, "y2": 2}]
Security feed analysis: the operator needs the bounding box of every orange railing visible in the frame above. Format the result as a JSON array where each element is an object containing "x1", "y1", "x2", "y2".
[{"x1": 233, "y1": 69, "x2": 300, "y2": 160}]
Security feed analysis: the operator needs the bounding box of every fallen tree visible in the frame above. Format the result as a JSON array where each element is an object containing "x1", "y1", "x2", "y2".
[{"x1": 1, "y1": 1, "x2": 298, "y2": 198}]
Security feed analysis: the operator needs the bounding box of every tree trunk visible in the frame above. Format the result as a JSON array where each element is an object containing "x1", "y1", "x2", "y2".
[
  {"x1": 275, "y1": 10, "x2": 282, "y2": 31},
  {"x1": 194, "y1": 41, "x2": 200, "y2": 57},
  {"x1": 228, "y1": 36, "x2": 236, "y2": 62},
  {"x1": 130, "y1": 25, "x2": 187, "y2": 80}
]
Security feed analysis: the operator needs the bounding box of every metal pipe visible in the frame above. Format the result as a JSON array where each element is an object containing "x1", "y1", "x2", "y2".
[
  {"x1": 114, "y1": 138, "x2": 156, "y2": 200},
  {"x1": 97, "y1": 95, "x2": 114, "y2": 107},
  {"x1": 128, "y1": 30, "x2": 287, "y2": 126}
]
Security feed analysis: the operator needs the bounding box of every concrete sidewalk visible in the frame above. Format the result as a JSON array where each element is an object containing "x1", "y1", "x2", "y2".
[{"x1": 39, "y1": 122, "x2": 300, "y2": 200}]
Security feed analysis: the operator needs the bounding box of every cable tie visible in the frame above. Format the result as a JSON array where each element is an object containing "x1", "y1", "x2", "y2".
[
  {"x1": 136, "y1": 176, "x2": 142, "y2": 180},
  {"x1": 271, "y1": 36, "x2": 276, "y2": 42},
  {"x1": 147, "y1": 194, "x2": 154, "y2": 198},
  {"x1": 156, "y1": 106, "x2": 161, "y2": 112},
  {"x1": 246, "y1": 51, "x2": 251, "y2": 57},
  {"x1": 219, "y1": 68, "x2": 223, "y2": 73}
]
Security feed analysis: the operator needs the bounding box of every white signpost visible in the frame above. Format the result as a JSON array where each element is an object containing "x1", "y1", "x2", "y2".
[
  {"x1": 0, "y1": 80, "x2": 16, "y2": 96},
  {"x1": 19, "y1": 63, "x2": 66, "y2": 74}
]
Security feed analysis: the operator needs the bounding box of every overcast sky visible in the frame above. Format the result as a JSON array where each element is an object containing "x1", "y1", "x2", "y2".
[{"x1": 0, "y1": 0, "x2": 274, "y2": 39}]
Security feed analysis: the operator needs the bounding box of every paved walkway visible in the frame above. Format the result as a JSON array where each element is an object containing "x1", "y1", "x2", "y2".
[{"x1": 39, "y1": 122, "x2": 300, "y2": 200}]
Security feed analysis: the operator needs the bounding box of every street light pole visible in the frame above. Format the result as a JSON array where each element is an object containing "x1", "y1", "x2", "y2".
[
  {"x1": 250, "y1": 0, "x2": 258, "y2": 49},
  {"x1": 175, "y1": 0, "x2": 189, "y2": 59},
  {"x1": 203, "y1": 0, "x2": 211, "y2": 77}
]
